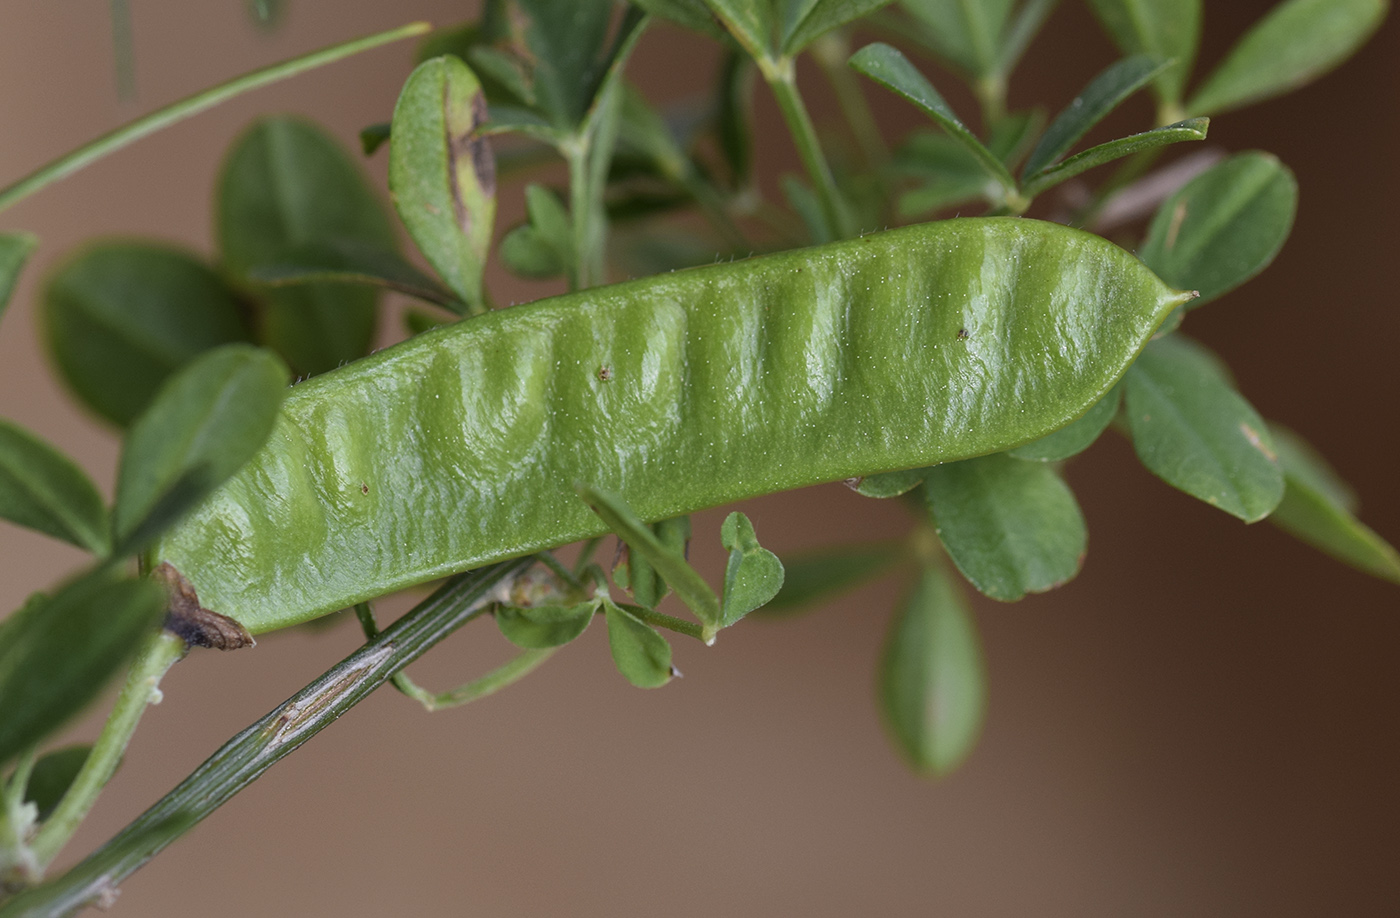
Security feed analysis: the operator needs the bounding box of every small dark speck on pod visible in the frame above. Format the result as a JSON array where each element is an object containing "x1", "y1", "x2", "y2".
[
  {"x1": 361, "y1": 483, "x2": 369, "y2": 495},
  {"x1": 598, "y1": 366, "x2": 613, "y2": 381},
  {"x1": 956, "y1": 328, "x2": 969, "y2": 340}
]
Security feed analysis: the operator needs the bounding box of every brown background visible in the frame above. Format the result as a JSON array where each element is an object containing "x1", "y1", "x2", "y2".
[{"x1": 2, "y1": 1, "x2": 1398, "y2": 915}]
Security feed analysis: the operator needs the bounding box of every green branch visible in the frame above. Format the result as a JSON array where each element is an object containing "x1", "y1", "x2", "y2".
[{"x1": 0, "y1": 21, "x2": 430, "y2": 214}]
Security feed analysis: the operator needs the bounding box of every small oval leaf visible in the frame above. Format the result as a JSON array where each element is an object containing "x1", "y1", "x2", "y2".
[
  {"x1": 922, "y1": 453, "x2": 1087, "y2": 601},
  {"x1": 0, "y1": 420, "x2": 110, "y2": 554},
  {"x1": 495, "y1": 601, "x2": 597, "y2": 649},
  {"x1": 390, "y1": 56, "x2": 496, "y2": 314},
  {"x1": 603, "y1": 599, "x2": 673, "y2": 688},
  {"x1": 1138, "y1": 151, "x2": 1297, "y2": 306},
  {"x1": 1124, "y1": 335, "x2": 1283, "y2": 522},
  {"x1": 43, "y1": 242, "x2": 252, "y2": 427},
  {"x1": 719, "y1": 512, "x2": 784, "y2": 627},
  {"x1": 879, "y1": 565, "x2": 985, "y2": 776},
  {"x1": 113, "y1": 345, "x2": 289, "y2": 553}
]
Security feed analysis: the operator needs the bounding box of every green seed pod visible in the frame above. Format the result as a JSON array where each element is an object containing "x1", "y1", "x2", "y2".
[{"x1": 155, "y1": 218, "x2": 1191, "y2": 633}]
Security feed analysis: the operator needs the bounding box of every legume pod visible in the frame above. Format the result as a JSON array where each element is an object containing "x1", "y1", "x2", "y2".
[{"x1": 155, "y1": 218, "x2": 1190, "y2": 633}]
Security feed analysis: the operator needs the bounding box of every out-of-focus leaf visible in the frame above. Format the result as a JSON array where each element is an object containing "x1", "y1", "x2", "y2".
[
  {"x1": 24, "y1": 744, "x2": 92, "y2": 821},
  {"x1": 1138, "y1": 151, "x2": 1296, "y2": 306},
  {"x1": 0, "y1": 571, "x2": 165, "y2": 767},
  {"x1": 703, "y1": 0, "x2": 776, "y2": 58},
  {"x1": 43, "y1": 243, "x2": 251, "y2": 427},
  {"x1": 112, "y1": 345, "x2": 288, "y2": 553},
  {"x1": 897, "y1": 0, "x2": 1016, "y2": 78},
  {"x1": 1124, "y1": 335, "x2": 1283, "y2": 522},
  {"x1": 603, "y1": 599, "x2": 673, "y2": 688},
  {"x1": 782, "y1": 0, "x2": 896, "y2": 55},
  {"x1": 634, "y1": 0, "x2": 728, "y2": 39},
  {"x1": 879, "y1": 564, "x2": 985, "y2": 775},
  {"x1": 217, "y1": 117, "x2": 397, "y2": 377},
  {"x1": 1085, "y1": 0, "x2": 1200, "y2": 106},
  {"x1": 359, "y1": 122, "x2": 391, "y2": 157},
  {"x1": 517, "y1": 0, "x2": 620, "y2": 127},
  {"x1": 390, "y1": 56, "x2": 496, "y2": 314},
  {"x1": 247, "y1": 240, "x2": 465, "y2": 313},
  {"x1": 853, "y1": 467, "x2": 927, "y2": 499},
  {"x1": 0, "y1": 232, "x2": 37, "y2": 326},
  {"x1": 1268, "y1": 424, "x2": 1400, "y2": 584},
  {"x1": 922, "y1": 453, "x2": 1087, "y2": 601},
  {"x1": 764, "y1": 543, "x2": 902, "y2": 614},
  {"x1": 1187, "y1": 0, "x2": 1387, "y2": 116},
  {"x1": 0, "y1": 421, "x2": 110, "y2": 554}
]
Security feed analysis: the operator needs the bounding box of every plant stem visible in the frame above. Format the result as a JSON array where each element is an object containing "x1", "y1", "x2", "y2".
[
  {"x1": 0, "y1": 560, "x2": 528, "y2": 918},
  {"x1": 0, "y1": 21, "x2": 430, "y2": 215},
  {"x1": 28, "y1": 631, "x2": 185, "y2": 871},
  {"x1": 626, "y1": 606, "x2": 705, "y2": 642},
  {"x1": 761, "y1": 57, "x2": 853, "y2": 239},
  {"x1": 564, "y1": 137, "x2": 594, "y2": 291}
]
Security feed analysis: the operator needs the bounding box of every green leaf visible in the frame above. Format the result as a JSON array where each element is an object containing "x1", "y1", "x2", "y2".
[
  {"x1": 0, "y1": 421, "x2": 110, "y2": 554},
  {"x1": 112, "y1": 345, "x2": 289, "y2": 553},
  {"x1": 1021, "y1": 55, "x2": 1168, "y2": 179},
  {"x1": 764, "y1": 542, "x2": 900, "y2": 614},
  {"x1": 879, "y1": 565, "x2": 985, "y2": 775},
  {"x1": 0, "y1": 232, "x2": 37, "y2": 326},
  {"x1": 389, "y1": 56, "x2": 496, "y2": 314},
  {"x1": 1137, "y1": 151, "x2": 1297, "y2": 306},
  {"x1": 853, "y1": 467, "x2": 927, "y2": 498},
  {"x1": 781, "y1": 0, "x2": 896, "y2": 55},
  {"x1": 1267, "y1": 425, "x2": 1400, "y2": 584},
  {"x1": 1124, "y1": 335, "x2": 1283, "y2": 522},
  {"x1": 849, "y1": 43, "x2": 1017, "y2": 193},
  {"x1": 576, "y1": 483, "x2": 722, "y2": 633},
  {"x1": 621, "y1": 516, "x2": 691, "y2": 609},
  {"x1": 781, "y1": 175, "x2": 834, "y2": 244},
  {"x1": 703, "y1": 0, "x2": 776, "y2": 59},
  {"x1": 718, "y1": 512, "x2": 784, "y2": 626},
  {"x1": 24, "y1": 744, "x2": 92, "y2": 821},
  {"x1": 358, "y1": 122, "x2": 391, "y2": 157},
  {"x1": 898, "y1": 0, "x2": 1017, "y2": 78},
  {"x1": 1085, "y1": 0, "x2": 1200, "y2": 106},
  {"x1": 217, "y1": 116, "x2": 397, "y2": 377},
  {"x1": 500, "y1": 183, "x2": 573, "y2": 280},
  {"x1": 1020, "y1": 118, "x2": 1208, "y2": 198},
  {"x1": 922, "y1": 452, "x2": 1087, "y2": 601},
  {"x1": 43, "y1": 242, "x2": 252, "y2": 428},
  {"x1": 893, "y1": 132, "x2": 999, "y2": 217},
  {"x1": 517, "y1": 0, "x2": 619, "y2": 127},
  {"x1": 499, "y1": 225, "x2": 564, "y2": 280},
  {"x1": 633, "y1": 0, "x2": 728, "y2": 39},
  {"x1": 603, "y1": 598, "x2": 673, "y2": 688},
  {"x1": 495, "y1": 600, "x2": 597, "y2": 648},
  {"x1": 716, "y1": 50, "x2": 755, "y2": 189},
  {"x1": 1008, "y1": 383, "x2": 1121, "y2": 462},
  {"x1": 0, "y1": 570, "x2": 165, "y2": 767},
  {"x1": 1187, "y1": 0, "x2": 1386, "y2": 116},
  {"x1": 246, "y1": 240, "x2": 466, "y2": 313}
]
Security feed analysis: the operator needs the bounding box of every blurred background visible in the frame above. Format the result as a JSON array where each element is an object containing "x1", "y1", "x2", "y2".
[{"x1": 1, "y1": 2, "x2": 1397, "y2": 915}]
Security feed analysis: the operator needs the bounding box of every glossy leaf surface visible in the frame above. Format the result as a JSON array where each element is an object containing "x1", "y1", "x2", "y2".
[
  {"x1": 154, "y1": 218, "x2": 1189, "y2": 632},
  {"x1": 879, "y1": 565, "x2": 985, "y2": 775},
  {"x1": 1085, "y1": 0, "x2": 1200, "y2": 105},
  {"x1": 218, "y1": 117, "x2": 397, "y2": 377},
  {"x1": 1021, "y1": 55, "x2": 1166, "y2": 179},
  {"x1": 1124, "y1": 335, "x2": 1283, "y2": 522},
  {"x1": 765, "y1": 543, "x2": 901, "y2": 613},
  {"x1": 113, "y1": 345, "x2": 288, "y2": 553},
  {"x1": 24, "y1": 745, "x2": 92, "y2": 821},
  {"x1": 603, "y1": 599, "x2": 673, "y2": 688},
  {"x1": 1187, "y1": 0, "x2": 1387, "y2": 116},
  {"x1": 495, "y1": 601, "x2": 597, "y2": 648},
  {"x1": 1268, "y1": 425, "x2": 1400, "y2": 583},
  {"x1": 850, "y1": 43, "x2": 1015, "y2": 192},
  {"x1": 922, "y1": 452, "x2": 1086, "y2": 601},
  {"x1": 43, "y1": 243, "x2": 251, "y2": 427},
  {"x1": 0, "y1": 571, "x2": 165, "y2": 767},
  {"x1": 719, "y1": 512, "x2": 784, "y2": 626},
  {"x1": 1138, "y1": 151, "x2": 1296, "y2": 306},
  {"x1": 389, "y1": 56, "x2": 496, "y2": 313},
  {"x1": 0, "y1": 232, "x2": 37, "y2": 326},
  {"x1": 1008, "y1": 383, "x2": 1120, "y2": 462},
  {"x1": 0, "y1": 421, "x2": 110, "y2": 554}
]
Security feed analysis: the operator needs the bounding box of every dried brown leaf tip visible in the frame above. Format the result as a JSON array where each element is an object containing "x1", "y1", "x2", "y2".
[{"x1": 151, "y1": 561, "x2": 254, "y2": 651}]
